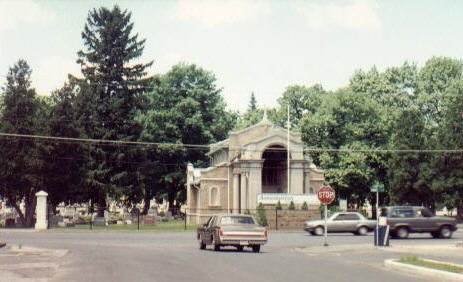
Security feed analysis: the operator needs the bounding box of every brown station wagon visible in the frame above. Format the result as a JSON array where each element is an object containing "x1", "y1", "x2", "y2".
[{"x1": 197, "y1": 214, "x2": 268, "y2": 252}]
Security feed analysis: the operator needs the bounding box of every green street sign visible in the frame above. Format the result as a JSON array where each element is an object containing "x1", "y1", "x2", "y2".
[{"x1": 370, "y1": 184, "x2": 385, "y2": 193}]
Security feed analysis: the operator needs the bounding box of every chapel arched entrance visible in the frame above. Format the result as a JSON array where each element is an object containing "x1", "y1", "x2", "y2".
[{"x1": 261, "y1": 145, "x2": 288, "y2": 193}]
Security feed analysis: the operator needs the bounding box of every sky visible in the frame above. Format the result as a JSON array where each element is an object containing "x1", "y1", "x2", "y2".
[{"x1": 1, "y1": 0, "x2": 462, "y2": 112}]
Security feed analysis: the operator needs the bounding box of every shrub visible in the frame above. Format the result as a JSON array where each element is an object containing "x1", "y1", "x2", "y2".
[
  {"x1": 288, "y1": 201, "x2": 295, "y2": 210},
  {"x1": 256, "y1": 203, "x2": 268, "y2": 227},
  {"x1": 301, "y1": 201, "x2": 308, "y2": 210}
]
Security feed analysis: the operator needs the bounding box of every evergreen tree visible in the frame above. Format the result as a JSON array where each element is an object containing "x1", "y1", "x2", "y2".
[
  {"x1": 0, "y1": 60, "x2": 45, "y2": 227},
  {"x1": 44, "y1": 83, "x2": 87, "y2": 210},
  {"x1": 234, "y1": 93, "x2": 275, "y2": 130},
  {"x1": 248, "y1": 92, "x2": 257, "y2": 111},
  {"x1": 72, "y1": 6, "x2": 152, "y2": 215}
]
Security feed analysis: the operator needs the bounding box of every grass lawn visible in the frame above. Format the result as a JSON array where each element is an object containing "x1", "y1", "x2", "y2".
[
  {"x1": 398, "y1": 255, "x2": 463, "y2": 274},
  {"x1": 49, "y1": 220, "x2": 201, "y2": 232}
]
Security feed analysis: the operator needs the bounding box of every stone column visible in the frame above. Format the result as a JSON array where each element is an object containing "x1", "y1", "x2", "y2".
[
  {"x1": 240, "y1": 173, "x2": 247, "y2": 212},
  {"x1": 35, "y1": 190, "x2": 48, "y2": 230},
  {"x1": 233, "y1": 173, "x2": 240, "y2": 214},
  {"x1": 248, "y1": 161, "x2": 263, "y2": 210},
  {"x1": 291, "y1": 161, "x2": 305, "y2": 194}
]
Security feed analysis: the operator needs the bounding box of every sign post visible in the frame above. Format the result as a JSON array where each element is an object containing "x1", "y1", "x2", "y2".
[
  {"x1": 370, "y1": 183, "x2": 385, "y2": 247},
  {"x1": 318, "y1": 186, "x2": 335, "y2": 246}
]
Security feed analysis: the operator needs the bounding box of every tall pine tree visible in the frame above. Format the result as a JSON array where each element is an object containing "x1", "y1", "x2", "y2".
[{"x1": 73, "y1": 6, "x2": 152, "y2": 215}]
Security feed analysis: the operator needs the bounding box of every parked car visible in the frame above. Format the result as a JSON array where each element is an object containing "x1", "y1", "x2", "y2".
[
  {"x1": 304, "y1": 211, "x2": 376, "y2": 236},
  {"x1": 197, "y1": 214, "x2": 268, "y2": 252},
  {"x1": 380, "y1": 206, "x2": 458, "y2": 239}
]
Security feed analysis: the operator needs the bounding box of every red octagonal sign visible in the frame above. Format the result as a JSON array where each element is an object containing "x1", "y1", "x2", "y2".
[{"x1": 318, "y1": 186, "x2": 335, "y2": 205}]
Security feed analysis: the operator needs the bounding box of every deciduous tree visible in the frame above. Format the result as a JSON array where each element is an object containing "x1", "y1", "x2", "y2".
[{"x1": 138, "y1": 63, "x2": 235, "y2": 211}]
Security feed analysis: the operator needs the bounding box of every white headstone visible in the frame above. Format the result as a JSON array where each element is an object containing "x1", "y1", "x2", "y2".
[{"x1": 35, "y1": 190, "x2": 48, "y2": 230}]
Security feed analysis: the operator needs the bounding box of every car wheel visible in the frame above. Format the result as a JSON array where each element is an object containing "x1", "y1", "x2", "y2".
[
  {"x1": 431, "y1": 231, "x2": 440, "y2": 238},
  {"x1": 314, "y1": 226, "x2": 324, "y2": 236},
  {"x1": 237, "y1": 246, "x2": 244, "y2": 252},
  {"x1": 356, "y1": 226, "x2": 368, "y2": 236},
  {"x1": 395, "y1": 227, "x2": 409, "y2": 239},
  {"x1": 438, "y1": 226, "x2": 453, "y2": 239},
  {"x1": 252, "y1": 245, "x2": 261, "y2": 253},
  {"x1": 199, "y1": 235, "x2": 206, "y2": 250},
  {"x1": 213, "y1": 237, "x2": 221, "y2": 251}
]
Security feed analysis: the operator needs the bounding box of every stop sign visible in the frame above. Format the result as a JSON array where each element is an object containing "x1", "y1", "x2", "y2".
[{"x1": 318, "y1": 186, "x2": 335, "y2": 205}]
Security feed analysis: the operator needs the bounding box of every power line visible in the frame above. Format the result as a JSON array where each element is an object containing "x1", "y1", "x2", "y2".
[
  {"x1": 0, "y1": 132, "x2": 463, "y2": 154},
  {"x1": 0, "y1": 132, "x2": 209, "y2": 149},
  {"x1": 303, "y1": 148, "x2": 463, "y2": 154}
]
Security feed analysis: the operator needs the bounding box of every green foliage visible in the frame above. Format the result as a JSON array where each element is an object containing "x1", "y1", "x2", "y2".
[
  {"x1": 0, "y1": 59, "x2": 45, "y2": 227},
  {"x1": 299, "y1": 88, "x2": 387, "y2": 209},
  {"x1": 72, "y1": 5, "x2": 152, "y2": 213},
  {"x1": 288, "y1": 201, "x2": 295, "y2": 210},
  {"x1": 45, "y1": 83, "x2": 87, "y2": 209},
  {"x1": 138, "y1": 63, "x2": 235, "y2": 208},
  {"x1": 276, "y1": 84, "x2": 327, "y2": 130},
  {"x1": 398, "y1": 255, "x2": 463, "y2": 274},
  {"x1": 319, "y1": 205, "x2": 340, "y2": 217},
  {"x1": 387, "y1": 107, "x2": 431, "y2": 206},
  {"x1": 301, "y1": 201, "x2": 308, "y2": 210},
  {"x1": 248, "y1": 92, "x2": 257, "y2": 112},
  {"x1": 431, "y1": 80, "x2": 463, "y2": 218},
  {"x1": 2, "y1": 7, "x2": 463, "y2": 224},
  {"x1": 256, "y1": 203, "x2": 268, "y2": 227}
]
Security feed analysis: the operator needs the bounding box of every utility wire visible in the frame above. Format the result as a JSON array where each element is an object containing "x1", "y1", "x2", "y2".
[{"x1": 0, "y1": 132, "x2": 462, "y2": 154}]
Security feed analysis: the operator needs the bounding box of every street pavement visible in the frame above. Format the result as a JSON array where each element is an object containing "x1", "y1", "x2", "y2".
[{"x1": 0, "y1": 228, "x2": 462, "y2": 282}]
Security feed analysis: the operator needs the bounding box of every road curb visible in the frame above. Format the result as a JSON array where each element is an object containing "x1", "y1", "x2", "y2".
[
  {"x1": 384, "y1": 259, "x2": 463, "y2": 281},
  {"x1": 0, "y1": 229, "x2": 37, "y2": 232}
]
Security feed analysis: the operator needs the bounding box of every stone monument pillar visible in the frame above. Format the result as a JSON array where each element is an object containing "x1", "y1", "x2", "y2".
[{"x1": 35, "y1": 190, "x2": 48, "y2": 230}]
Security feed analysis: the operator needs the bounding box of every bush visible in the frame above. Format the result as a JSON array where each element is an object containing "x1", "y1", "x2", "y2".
[
  {"x1": 256, "y1": 203, "x2": 268, "y2": 227},
  {"x1": 318, "y1": 204, "x2": 342, "y2": 217},
  {"x1": 288, "y1": 201, "x2": 295, "y2": 210},
  {"x1": 301, "y1": 201, "x2": 308, "y2": 210}
]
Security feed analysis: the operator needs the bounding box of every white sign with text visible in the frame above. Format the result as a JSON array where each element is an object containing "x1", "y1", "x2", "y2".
[{"x1": 257, "y1": 193, "x2": 320, "y2": 205}]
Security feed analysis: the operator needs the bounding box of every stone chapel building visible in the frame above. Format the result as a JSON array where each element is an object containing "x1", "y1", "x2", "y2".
[{"x1": 186, "y1": 115, "x2": 325, "y2": 223}]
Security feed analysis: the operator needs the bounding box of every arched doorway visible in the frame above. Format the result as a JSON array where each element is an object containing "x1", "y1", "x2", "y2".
[{"x1": 262, "y1": 145, "x2": 288, "y2": 193}]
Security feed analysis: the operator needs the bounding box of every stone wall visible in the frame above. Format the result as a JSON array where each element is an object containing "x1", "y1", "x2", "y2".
[{"x1": 263, "y1": 207, "x2": 321, "y2": 230}]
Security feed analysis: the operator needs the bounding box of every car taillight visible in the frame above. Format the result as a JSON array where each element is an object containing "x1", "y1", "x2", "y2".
[{"x1": 219, "y1": 229, "x2": 224, "y2": 236}]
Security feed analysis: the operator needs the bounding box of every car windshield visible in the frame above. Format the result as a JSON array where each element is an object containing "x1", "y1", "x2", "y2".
[{"x1": 220, "y1": 216, "x2": 255, "y2": 225}]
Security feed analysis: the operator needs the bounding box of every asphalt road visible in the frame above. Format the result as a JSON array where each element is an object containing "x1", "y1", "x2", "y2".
[{"x1": 1, "y1": 229, "x2": 462, "y2": 282}]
